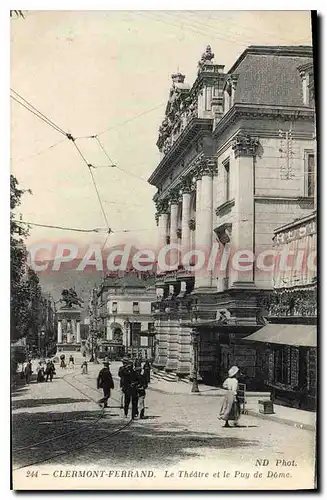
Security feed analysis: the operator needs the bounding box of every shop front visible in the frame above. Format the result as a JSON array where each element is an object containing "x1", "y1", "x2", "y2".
[{"x1": 244, "y1": 322, "x2": 317, "y2": 411}]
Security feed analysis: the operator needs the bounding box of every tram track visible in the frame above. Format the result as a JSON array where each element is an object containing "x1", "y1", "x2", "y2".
[{"x1": 12, "y1": 370, "x2": 133, "y2": 470}]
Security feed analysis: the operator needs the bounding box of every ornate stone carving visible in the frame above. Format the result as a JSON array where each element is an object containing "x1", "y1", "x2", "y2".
[
  {"x1": 188, "y1": 218, "x2": 196, "y2": 231},
  {"x1": 180, "y1": 175, "x2": 194, "y2": 194},
  {"x1": 155, "y1": 198, "x2": 169, "y2": 225},
  {"x1": 232, "y1": 134, "x2": 260, "y2": 158},
  {"x1": 198, "y1": 45, "x2": 215, "y2": 73},
  {"x1": 171, "y1": 72, "x2": 185, "y2": 84},
  {"x1": 225, "y1": 73, "x2": 239, "y2": 91},
  {"x1": 167, "y1": 187, "x2": 180, "y2": 205},
  {"x1": 155, "y1": 198, "x2": 169, "y2": 215},
  {"x1": 192, "y1": 155, "x2": 218, "y2": 179},
  {"x1": 214, "y1": 223, "x2": 232, "y2": 245}
]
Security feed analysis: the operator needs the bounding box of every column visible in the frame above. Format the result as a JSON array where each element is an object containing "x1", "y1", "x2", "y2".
[
  {"x1": 57, "y1": 320, "x2": 62, "y2": 344},
  {"x1": 194, "y1": 158, "x2": 215, "y2": 289},
  {"x1": 158, "y1": 212, "x2": 169, "y2": 250},
  {"x1": 231, "y1": 134, "x2": 258, "y2": 286},
  {"x1": 76, "y1": 320, "x2": 81, "y2": 343},
  {"x1": 194, "y1": 175, "x2": 202, "y2": 258},
  {"x1": 157, "y1": 212, "x2": 169, "y2": 273},
  {"x1": 67, "y1": 321, "x2": 71, "y2": 344},
  {"x1": 181, "y1": 191, "x2": 191, "y2": 264},
  {"x1": 198, "y1": 171, "x2": 213, "y2": 288},
  {"x1": 169, "y1": 201, "x2": 179, "y2": 269},
  {"x1": 71, "y1": 319, "x2": 76, "y2": 343}
]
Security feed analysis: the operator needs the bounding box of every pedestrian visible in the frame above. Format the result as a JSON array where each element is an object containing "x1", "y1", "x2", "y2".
[
  {"x1": 118, "y1": 358, "x2": 130, "y2": 409},
  {"x1": 45, "y1": 359, "x2": 56, "y2": 382},
  {"x1": 24, "y1": 360, "x2": 33, "y2": 384},
  {"x1": 136, "y1": 366, "x2": 148, "y2": 419},
  {"x1": 121, "y1": 362, "x2": 139, "y2": 419},
  {"x1": 69, "y1": 354, "x2": 75, "y2": 368},
  {"x1": 143, "y1": 359, "x2": 151, "y2": 384},
  {"x1": 134, "y1": 357, "x2": 142, "y2": 370},
  {"x1": 36, "y1": 362, "x2": 45, "y2": 383},
  {"x1": 60, "y1": 354, "x2": 66, "y2": 369},
  {"x1": 219, "y1": 366, "x2": 241, "y2": 428},
  {"x1": 97, "y1": 361, "x2": 114, "y2": 408},
  {"x1": 81, "y1": 360, "x2": 88, "y2": 375}
]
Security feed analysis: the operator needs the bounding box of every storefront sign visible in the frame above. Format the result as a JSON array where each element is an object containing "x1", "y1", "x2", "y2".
[{"x1": 275, "y1": 220, "x2": 316, "y2": 245}]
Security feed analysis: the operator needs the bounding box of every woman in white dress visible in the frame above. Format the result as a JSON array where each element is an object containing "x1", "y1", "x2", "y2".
[{"x1": 219, "y1": 366, "x2": 240, "y2": 428}]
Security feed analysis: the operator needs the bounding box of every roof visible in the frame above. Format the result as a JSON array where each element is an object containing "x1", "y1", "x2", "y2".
[
  {"x1": 244, "y1": 323, "x2": 317, "y2": 347},
  {"x1": 228, "y1": 46, "x2": 313, "y2": 107},
  {"x1": 100, "y1": 274, "x2": 156, "y2": 290}
]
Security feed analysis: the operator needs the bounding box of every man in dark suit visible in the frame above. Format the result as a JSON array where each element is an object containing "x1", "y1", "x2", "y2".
[
  {"x1": 97, "y1": 361, "x2": 114, "y2": 408},
  {"x1": 121, "y1": 361, "x2": 139, "y2": 419}
]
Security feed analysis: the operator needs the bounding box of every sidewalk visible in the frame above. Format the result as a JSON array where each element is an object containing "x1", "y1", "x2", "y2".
[
  {"x1": 86, "y1": 361, "x2": 317, "y2": 432},
  {"x1": 246, "y1": 402, "x2": 316, "y2": 431}
]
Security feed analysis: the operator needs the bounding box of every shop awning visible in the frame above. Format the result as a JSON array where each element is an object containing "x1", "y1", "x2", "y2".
[{"x1": 244, "y1": 324, "x2": 317, "y2": 347}]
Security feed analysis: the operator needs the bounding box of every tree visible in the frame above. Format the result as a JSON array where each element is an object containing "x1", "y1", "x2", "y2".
[{"x1": 10, "y1": 175, "x2": 31, "y2": 341}]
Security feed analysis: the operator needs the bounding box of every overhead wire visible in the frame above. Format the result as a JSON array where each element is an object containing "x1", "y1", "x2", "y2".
[
  {"x1": 10, "y1": 89, "x2": 67, "y2": 136},
  {"x1": 14, "y1": 220, "x2": 108, "y2": 233},
  {"x1": 161, "y1": 11, "x2": 297, "y2": 46},
  {"x1": 70, "y1": 139, "x2": 113, "y2": 234},
  {"x1": 93, "y1": 136, "x2": 149, "y2": 183},
  {"x1": 12, "y1": 138, "x2": 67, "y2": 165},
  {"x1": 11, "y1": 88, "x2": 114, "y2": 235},
  {"x1": 77, "y1": 102, "x2": 165, "y2": 139}
]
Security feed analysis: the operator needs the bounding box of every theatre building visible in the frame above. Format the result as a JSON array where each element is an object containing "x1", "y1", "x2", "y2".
[{"x1": 148, "y1": 45, "x2": 316, "y2": 388}]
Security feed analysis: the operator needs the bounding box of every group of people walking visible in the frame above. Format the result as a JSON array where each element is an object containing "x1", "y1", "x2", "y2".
[
  {"x1": 36, "y1": 359, "x2": 56, "y2": 382},
  {"x1": 118, "y1": 358, "x2": 150, "y2": 419},
  {"x1": 96, "y1": 357, "x2": 151, "y2": 419},
  {"x1": 59, "y1": 354, "x2": 75, "y2": 369},
  {"x1": 21, "y1": 359, "x2": 56, "y2": 384}
]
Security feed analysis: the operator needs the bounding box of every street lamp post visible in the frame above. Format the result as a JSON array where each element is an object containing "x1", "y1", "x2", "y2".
[
  {"x1": 89, "y1": 331, "x2": 95, "y2": 362},
  {"x1": 124, "y1": 318, "x2": 130, "y2": 357},
  {"x1": 191, "y1": 304, "x2": 200, "y2": 393},
  {"x1": 38, "y1": 329, "x2": 45, "y2": 358}
]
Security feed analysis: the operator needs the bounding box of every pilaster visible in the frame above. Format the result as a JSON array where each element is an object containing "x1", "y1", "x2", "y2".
[{"x1": 230, "y1": 133, "x2": 260, "y2": 286}]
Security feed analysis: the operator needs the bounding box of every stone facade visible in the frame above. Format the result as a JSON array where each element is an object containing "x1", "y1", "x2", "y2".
[
  {"x1": 94, "y1": 273, "x2": 156, "y2": 359},
  {"x1": 148, "y1": 45, "x2": 316, "y2": 387}
]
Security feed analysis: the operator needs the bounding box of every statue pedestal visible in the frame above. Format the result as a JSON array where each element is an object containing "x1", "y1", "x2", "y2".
[{"x1": 56, "y1": 306, "x2": 82, "y2": 354}]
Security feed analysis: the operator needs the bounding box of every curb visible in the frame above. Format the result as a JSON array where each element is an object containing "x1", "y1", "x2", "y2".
[{"x1": 246, "y1": 409, "x2": 315, "y2": 432}]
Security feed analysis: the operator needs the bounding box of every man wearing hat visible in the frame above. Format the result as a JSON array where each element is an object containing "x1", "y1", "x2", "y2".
[
  {"x1": 135, "y1": 365, "x2": 148, "y2": 419},
  {"x1": 219, "y1": 366, "x2": 241, "y2": 427},
  {"x1": 97, "y1": 361, "x2": 114, "y2": 408},
  {"x1": 120, "y1": 361, "x2": 139, "y2": 419},
  {"x1": 118, "y1": 357, "x2": 131, "y2": 409}
]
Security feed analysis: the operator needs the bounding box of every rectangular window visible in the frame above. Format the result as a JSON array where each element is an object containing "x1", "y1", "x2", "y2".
[
  {"x1": 304, "y1": 152, "x2": 315, "y2": 197},
  {"x1": 133, "y1": 301, "x2": 140, "y2": 314},
  {"x1": 274, "y1": 346, "x2": 290, "y2": 385},
  {"x1": 112, "y1": 302, "x2": 117, "y2": 314},
  {"x1": 131, "y1": 322, "x2": 141, "y2": 347},
  {"x1": 223, "y1": 160, "x2": 230, "y2": 201}
]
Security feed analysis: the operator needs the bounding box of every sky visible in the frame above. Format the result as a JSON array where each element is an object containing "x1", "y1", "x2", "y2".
[{"x1": 10, "y1": 10, "x2": 313, "y2": 254}]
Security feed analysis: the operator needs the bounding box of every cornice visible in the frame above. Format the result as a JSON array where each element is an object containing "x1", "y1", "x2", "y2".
[
  {"x1": 254, "y1": 195, "x2": 313, "y2": 203},
  {"x1": 148, "y1": 118, "x2": 212, "y2": 186},
  {"x1": 215, "y1": 198, "x2": 235, "y2": 216},
  {"x1": 212, "y1": 104, "x2": 315, "y2": 139}
]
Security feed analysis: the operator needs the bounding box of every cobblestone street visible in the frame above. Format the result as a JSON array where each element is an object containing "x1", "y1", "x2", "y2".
[{"x1": 12, "y1": 360, "x2": 316, "y2": 490}]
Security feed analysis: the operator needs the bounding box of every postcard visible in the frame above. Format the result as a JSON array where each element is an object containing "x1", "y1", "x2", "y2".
[{"x1": 10, "y1": 9, "x2": 317, "y2": 491}]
